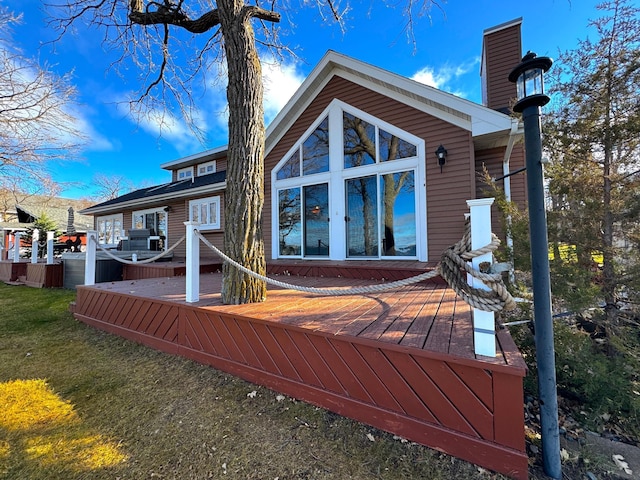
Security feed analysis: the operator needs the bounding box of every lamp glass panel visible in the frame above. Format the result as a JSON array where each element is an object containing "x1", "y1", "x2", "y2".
[
  {"x1": 516, "y1": 75, "x2": 526, "y2": 100},
  {"x1": 523, "y1": 68, "x2": 544, "y2": 97}
]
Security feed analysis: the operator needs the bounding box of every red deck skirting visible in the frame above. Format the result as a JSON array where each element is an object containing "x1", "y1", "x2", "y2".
[
  {"x1": 0, "y1": 260, "x2": 27, "y2": 283},
  {"x1": 74, "y1": 275, "x2": 528, "y2": 479}
]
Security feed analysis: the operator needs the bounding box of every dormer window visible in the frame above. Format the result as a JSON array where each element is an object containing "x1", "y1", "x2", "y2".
[
  {"x1": 197, "y1": 161, "x2": 216, "y2": 176},
  {"x1": 177, "y1": 167, "x2": 193, "y2": 180}
]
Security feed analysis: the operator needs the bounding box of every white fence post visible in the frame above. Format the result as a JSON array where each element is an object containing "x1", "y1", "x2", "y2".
[
  {"x1": 47, "y1": 231, "x2": 55, "y2": 265},
  {"x1": 13, "y1": 233, "x2": 21, "y2": 262},
  {"x1": 85, "y1": 230, "x2": 97, "y2": 286},
  {"x1": 31, "y1": 229, "x2": 39, "y2": 264},
  {"x1": 467, "y1": 198, "x2": 497, "y2": 357},
  {"x1": 184, "y1": 221, "x2": 200, "y2": 303}
]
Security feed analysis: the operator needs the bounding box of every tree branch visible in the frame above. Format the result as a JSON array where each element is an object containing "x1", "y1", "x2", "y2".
[{"x1": 129, "y1": 3, "x2": 280, "y2": 34}]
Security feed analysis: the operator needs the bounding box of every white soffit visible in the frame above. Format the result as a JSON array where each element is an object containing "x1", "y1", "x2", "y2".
[{"x1": 266, "y1": 50, "x2": 513, "y2": 154}]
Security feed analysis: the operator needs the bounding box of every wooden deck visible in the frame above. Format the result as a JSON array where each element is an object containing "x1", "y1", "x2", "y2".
[
  {"x1": 73, "y1": 272, "x2": 528, "y2": 479},
  {"x1": 1, "y1": 260, "x2": 63, "y2": 288}
]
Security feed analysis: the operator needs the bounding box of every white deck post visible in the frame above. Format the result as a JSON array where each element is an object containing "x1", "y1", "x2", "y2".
[
  {"x1": 85, "y1": 230, "x2": 97, "y2": 286},
  {"x1": 46, "y1": 231, "x2": 55, "y2": 265},
  {"x1": 31, "y1": 229, "x2": 39, "y2": 264},
  {"x1": 0, "y1": 235, "x2": 4, "y2": 261},
  {"x1": 467, "y1": 198, "x2": 496, "y2": 357},
  {"x1": 13, "y1": 233, "x2": 21, "y2": 262},
  {"x1": 184, "y1": 221, "x2": 200, "y2": 303}
]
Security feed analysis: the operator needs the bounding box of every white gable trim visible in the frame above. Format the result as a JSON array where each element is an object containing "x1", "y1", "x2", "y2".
[{"x1": 266, "y1": 50, "x2": 512, "y2": 156}]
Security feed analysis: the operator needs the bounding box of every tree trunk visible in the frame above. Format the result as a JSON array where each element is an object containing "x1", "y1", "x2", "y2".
[
  {"x1": 602, "y1": 55, "x2": 617, "y2": 326},
  {"x1": 218, "y1": 0, "x2": 267, "y2": 304}
]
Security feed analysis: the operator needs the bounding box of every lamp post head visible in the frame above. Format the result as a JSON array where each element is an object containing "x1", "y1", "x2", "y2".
[{"x1": 509, "y1": 51, "x2": 553, "y2": 113}]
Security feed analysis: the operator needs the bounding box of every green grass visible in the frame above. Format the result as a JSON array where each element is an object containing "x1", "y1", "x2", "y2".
[{"x1": 0, "y1": 284, "x2": 511, "y2": 480}]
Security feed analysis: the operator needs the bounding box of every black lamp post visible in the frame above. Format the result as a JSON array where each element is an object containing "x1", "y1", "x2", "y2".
[{"x1": 509, "y1": 52, "x2": 561, "y2": 479}]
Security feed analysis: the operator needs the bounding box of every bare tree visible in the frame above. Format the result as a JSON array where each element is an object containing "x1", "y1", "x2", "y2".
[
  {"x1": 91, "y1": 173, "x2": 135, "y2": 201},
  {"x1": 47, "y1": 0, "x2": 439, "y2": 304},
  {"x1": 0, "y1": 7, "x2": 84, "y2": 196}
]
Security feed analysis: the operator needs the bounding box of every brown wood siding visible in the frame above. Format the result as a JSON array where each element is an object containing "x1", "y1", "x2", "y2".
[
  {"x1": 122, "y1": 211, "x2": 132, "y2": 233},
  {"x1": 508, "y1": 144, "x2": 527, "y2": 209},
  {"x1": 25, "y1": 262, "x2": 64, "y2": 288},
  {"x1": 474, "y1": 144, "x2": 527, "y2": 235},
  {"x1": 74, "y1": 276, "x2": 527, "y2": 479},
  {"x1": 0, "y1": 260, "x2": 27, "y2": 282},
  {"x1": 264, "y1": 76, "x2": 475, "y2": 263},
  {"x1": 482, "y1": 24, "x2": 522, "y2": 112},
  {"x1": 475, "y1": 147, "x2": 508, "y2": 239},
  {"x1": 167, "y1": 200, "x2": 188, "y2": 258}
]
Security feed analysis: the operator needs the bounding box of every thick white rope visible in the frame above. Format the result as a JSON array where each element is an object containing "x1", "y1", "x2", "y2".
[
  {"x1": 90, "y1": 235, "x2": 185, "y2": 265},
  {"x1": 195, "y1": 231, "x2": 441, "y2": 295},
  {"x1": 195, "y1": 228, "x2": 515, "y2": 312}
]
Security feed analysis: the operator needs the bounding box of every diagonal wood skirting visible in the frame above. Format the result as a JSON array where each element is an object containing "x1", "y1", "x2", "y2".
[{"x1": 74, "y1": 286, "x2": 528, "y2": 479}]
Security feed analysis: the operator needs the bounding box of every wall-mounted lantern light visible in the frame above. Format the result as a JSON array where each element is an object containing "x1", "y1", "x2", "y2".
[{"x1": 435, "y1": 145, "x2": 447, "y2": 173}]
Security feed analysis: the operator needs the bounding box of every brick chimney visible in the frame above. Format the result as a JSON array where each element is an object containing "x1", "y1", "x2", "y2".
[{"x1": 480, "y1": 18, "x2": 522, "y2": 114}]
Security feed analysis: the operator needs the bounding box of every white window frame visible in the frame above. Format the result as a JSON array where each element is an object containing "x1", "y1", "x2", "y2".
[
  {"x1": 271, "y1": 99, "x2": 427, "y2": 262},
  {"x1": 177, "y1": 167, "x2": 193, "y2": 180},
  {"x1": 96, "y1": 213, "x2": 123, "y2": 247},
  {"x1": 197, "y1": 160, "x2": 216, "y2": 176},
  {"x1": 131, "y1": 207, "x2": 167, "y2": 234},
  {"x1": 189, "y1": 195, "x2": 221, "y2": 230}
]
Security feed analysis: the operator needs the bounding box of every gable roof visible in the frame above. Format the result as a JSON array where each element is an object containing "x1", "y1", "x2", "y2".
[
  {"x1": 81, "y1": 171, "x2": 227, "y2": 215},
  {"x1": 153, "y1": 50, "x2": 517, "y2": 174},
  {"x1": 265, "y1": 50, "x2": 517, "y2": 154}
]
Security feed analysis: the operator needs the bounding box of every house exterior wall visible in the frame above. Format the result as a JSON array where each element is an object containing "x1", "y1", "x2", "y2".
[
  {"x1": 264, "y1": 75, "x2": 476, "y2": 262},
  {"x1": 474, "y1": 143, "x2": 527, "y2": 241},
  {"x1": 481, "y1": 20, "x2": 522, "y2": 113}
]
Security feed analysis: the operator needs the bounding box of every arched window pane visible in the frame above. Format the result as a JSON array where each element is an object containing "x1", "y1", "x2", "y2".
[
  {"x1": 343, "y1": 112, "x2": 376, "y2": 168},
  {"x1": 379, "y1": 129, "x2": 417, "y2": 161},
  {"x1": 303, "y1": 117, "x2": 330, "y2": 175}
]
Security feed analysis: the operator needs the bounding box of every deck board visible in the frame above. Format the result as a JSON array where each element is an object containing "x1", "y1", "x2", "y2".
[{"x1": 73, "y1": 271, "x2": 528, "y2": 479}]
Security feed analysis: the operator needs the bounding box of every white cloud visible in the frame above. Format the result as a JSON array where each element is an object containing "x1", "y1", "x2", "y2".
[
  {"x1": 201, "y1": 56, "x2": 305, "y2": 138},
  {"x1": 411, "y1": 57, "x2": 480, "y2": 98},
  {"x1": 262, "y1": 58, "x2": 305, "y2": 123},
  {"x1": 134, "y1": 107, "x2": 202, "y2": 154},
  {"x1": 412, "y1": 66, "x2": 450, "y2": 89},
  {"x1": 72, "y1": 110, "x2": 115, "y2": 152},
  {"x1": 106, "y1": 56, "x2": 305, "y2": 153}
]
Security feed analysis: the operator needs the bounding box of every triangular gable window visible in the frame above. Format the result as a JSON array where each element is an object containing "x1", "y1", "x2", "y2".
[
  {"x1": 343, "y1": 112, "x2": 418, "y2": 168},
  {"x1": 276, "y1": 117, "x2": 329, "y2": 179},
  {"x1": 272, "y1": 100, "x2": 426, "y2": 262}
]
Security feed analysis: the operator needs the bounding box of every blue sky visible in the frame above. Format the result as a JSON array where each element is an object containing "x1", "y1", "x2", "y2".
[{"x1": 4, "y1": 0, "x2": 601, "y2": 200}]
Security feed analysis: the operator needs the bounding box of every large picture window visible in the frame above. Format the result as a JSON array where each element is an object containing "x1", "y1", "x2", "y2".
[
  {"x1": 189, "y1": 195, "x2": 220, "y2": 230},
  {"x1": 132, "y1": 208, "x2": 167, "y2": 237},
  {"x1": 272, "y1": 100, "x2": 426, "y2": 261},
  {"x1": 97, "y1": 214, "x2": 123, "y2": 246},
  {"x1": 132, "y1": 208, "x2": 168, "y2": 250},
  {"x1": 346, "y1": 171, "x2": 416, "y2": 257}
]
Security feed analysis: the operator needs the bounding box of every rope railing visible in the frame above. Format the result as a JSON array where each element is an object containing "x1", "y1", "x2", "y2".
[
  {"x1": 89, "y1": 235, "x2": 186, "y2": 265},
  {"x1": 194, "y1": 223, "x2": 516, "y2": 313}
]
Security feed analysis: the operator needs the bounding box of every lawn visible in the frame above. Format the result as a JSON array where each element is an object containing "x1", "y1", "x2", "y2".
[{"x1": 0, "y1": 283, "x2": 510, "y2": 480}]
